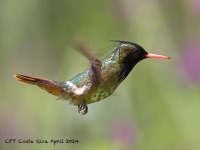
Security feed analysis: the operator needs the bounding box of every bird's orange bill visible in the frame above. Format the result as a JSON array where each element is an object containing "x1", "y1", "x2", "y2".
[
  {"x1": 13, "y1": 74, "x2": 63, "y2": 97},
  {"x1": 145, "y1": 53, "x2": 170, "y2": 59}
]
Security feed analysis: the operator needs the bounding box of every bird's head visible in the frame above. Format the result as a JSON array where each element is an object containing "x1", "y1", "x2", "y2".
[
  {"x1": 112, "y1": 40, "x2": 170, "y2": 63},
  {"x1": 111, "y1": 40, "x2": 170, "y2": 81}
]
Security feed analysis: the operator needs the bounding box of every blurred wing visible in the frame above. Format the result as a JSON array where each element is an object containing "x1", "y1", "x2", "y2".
[{"x1": 70, "y1": 40, "x2": 102, "y2": 86}]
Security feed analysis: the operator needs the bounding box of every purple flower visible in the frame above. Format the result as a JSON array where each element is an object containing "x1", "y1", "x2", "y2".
[
  {"x1": 180, "y1": 40, "x2": 200, "y2": 84},
  {"x1": 109, "y1": 119, "x2": 136, "y2": 146},
  {"x1": 194, "y1": 0, "x2": 200, "y2": 15}
]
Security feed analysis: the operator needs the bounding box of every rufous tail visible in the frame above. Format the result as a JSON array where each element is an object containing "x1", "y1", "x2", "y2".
[{"x1": 13, "y1": 74, "x2": 64, "y2": 98}]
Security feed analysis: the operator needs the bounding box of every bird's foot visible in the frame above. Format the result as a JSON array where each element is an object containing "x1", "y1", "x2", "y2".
[{"x1": 78, "y1": 99, "x2": 88, "y2": 115}]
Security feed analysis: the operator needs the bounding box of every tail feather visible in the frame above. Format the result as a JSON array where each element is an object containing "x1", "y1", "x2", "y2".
[{"x1": 13, "y1": 74, "x2": 64, "y2": 98}]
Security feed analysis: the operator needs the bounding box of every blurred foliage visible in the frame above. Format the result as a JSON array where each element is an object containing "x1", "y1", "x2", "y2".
[{"x1": 0, "y1": 0, "x2": 200, "y2": 150}]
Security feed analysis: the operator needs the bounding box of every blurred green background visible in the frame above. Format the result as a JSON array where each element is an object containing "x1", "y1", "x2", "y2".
[{"x1": 1, "y1": 0, "x2": 200, "y2": 150}]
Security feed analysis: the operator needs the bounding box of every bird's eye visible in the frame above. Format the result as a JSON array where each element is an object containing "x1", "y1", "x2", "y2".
[{"x1": 133, "y1": 49, "x2": 140, "y2": 55}]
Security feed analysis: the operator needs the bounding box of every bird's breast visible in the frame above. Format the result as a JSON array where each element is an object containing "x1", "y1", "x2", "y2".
[{"x1": 66, "y1": 59, "x2": 123, "y2": 104}]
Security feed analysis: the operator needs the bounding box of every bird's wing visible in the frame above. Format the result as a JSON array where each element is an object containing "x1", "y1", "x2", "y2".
[{"x1": 69, "y1": 40, "x2": 102, "y2": 86}]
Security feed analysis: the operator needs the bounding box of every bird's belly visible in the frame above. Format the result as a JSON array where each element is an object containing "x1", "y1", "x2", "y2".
[
  {"x1": 88, "y1": 73, "x2": 120, "y2": 104},
  {"x1": 89, "y1": 85, "x2": 117, "y2": 104}
]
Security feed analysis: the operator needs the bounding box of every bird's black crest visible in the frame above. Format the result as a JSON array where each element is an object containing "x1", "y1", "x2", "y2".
[
  {"x1": 110, "y1": 40, "x2": 136, "y2": 45},
  {"x1": 110, "y1": 40, "x2": 144, "y2": 50}
]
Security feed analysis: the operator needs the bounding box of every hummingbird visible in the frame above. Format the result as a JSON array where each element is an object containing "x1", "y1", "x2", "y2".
[{"x1": 14, "y1": 40, "x2": 170, "y2": 115}]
